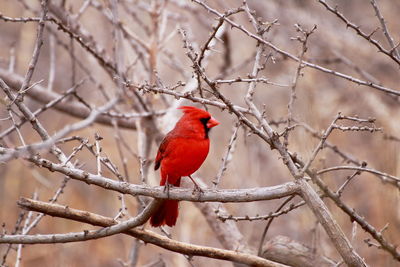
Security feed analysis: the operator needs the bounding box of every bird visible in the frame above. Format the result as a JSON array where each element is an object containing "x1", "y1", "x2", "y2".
[{"x1": 150, "y1": 106, "x2": 219, "y2": 227}]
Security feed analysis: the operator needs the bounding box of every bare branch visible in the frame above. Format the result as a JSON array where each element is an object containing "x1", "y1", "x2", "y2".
[
  {"x1": 1, "y1": 198, "x2": 161, "y2": 244},
  {"x1": 319, "y1": 0, "x2": 400, "y2": 65},
  {"x1": 193, "y1": 0, "x2": 400, "y2": 97},
  {"x1": 5, "y1": 198, "x2": 287, "y2": 267},
  {"x1": 0, "y1": 68, "x2": 138, "y2": 129}
]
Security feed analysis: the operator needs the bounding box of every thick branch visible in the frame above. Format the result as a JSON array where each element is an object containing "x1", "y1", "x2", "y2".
[
  {"x1": 1, "y1": 198, "x2": 161, "y2": 244},
  {"x1": 3, "y1": 198, "x2": 288, "y2": 267},
  {"x1": 297, "y1": 179, "x2": 367, "y2": 267},
  {"x1": 27, "y1": 156, "x2": 299, "y2": 202},
  {"x1": 262, "y1": 235, "x2": 336, "y2": 267}
]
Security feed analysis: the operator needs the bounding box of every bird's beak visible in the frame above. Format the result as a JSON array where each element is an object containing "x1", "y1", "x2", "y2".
[{"x1": 207, "y1": 117, "x2": 220, "y2": 128}]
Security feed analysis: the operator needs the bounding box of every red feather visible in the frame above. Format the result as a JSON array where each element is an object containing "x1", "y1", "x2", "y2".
[{"x1": 150, "y1": 106, "x2": 219, "y2": 227}]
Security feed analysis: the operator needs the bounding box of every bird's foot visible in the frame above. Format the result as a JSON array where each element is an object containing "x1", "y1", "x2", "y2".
[
  {"x1": 188, "y1": 175, "x2": 204, "y2": 194},
  {"x1": 163, "y1": 183, "x2": 170, "y2": 198}
]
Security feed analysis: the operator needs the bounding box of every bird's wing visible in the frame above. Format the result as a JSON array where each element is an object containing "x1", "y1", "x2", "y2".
[{"x1": 154, "y1": 134, "x2": 171, "y2": 170}]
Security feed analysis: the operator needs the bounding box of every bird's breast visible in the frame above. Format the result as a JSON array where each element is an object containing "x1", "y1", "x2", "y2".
[{"x1": 161, "y1": 137, "x2": 210, "y2": 177}]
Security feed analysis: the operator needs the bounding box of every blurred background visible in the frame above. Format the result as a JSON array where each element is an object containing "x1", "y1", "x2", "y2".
[{"x1": 0, "y1": 0, "x2": 399, "y2": 266}]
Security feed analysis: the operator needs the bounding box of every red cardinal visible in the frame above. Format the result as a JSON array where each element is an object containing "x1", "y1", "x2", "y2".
[{"x1": 150, "y1": 106, "x2": 219, "y2": 227}]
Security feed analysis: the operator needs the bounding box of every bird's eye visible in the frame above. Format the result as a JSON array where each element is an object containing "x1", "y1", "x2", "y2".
[{"x1": 199, "y1": 117, "x2": 211, "y2": 124}]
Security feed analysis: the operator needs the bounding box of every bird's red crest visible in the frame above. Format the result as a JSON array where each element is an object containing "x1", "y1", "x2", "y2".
[{"x1": 178, "y1": 106, "x2": 210, "y2": 117}]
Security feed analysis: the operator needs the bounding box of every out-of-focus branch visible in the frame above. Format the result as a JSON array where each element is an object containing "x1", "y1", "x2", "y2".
[
  {"x1": 192, "y1": 178, "x2": 251, "y2": 255},
  {"x1": 262, "y1": 235, "x2": 336, "y2": 267},
  {"x1": 213, "y1": 123, "x2": 239, "y2": 187},
  {"x1": 130, "y1": 82, "x2": 251, "y2": 114},
  {"x1": 0, "y1": 68, "x2": 138, "y2": 130},
  {"x1": 19, "y1": 0, "x2": 49, "y2": 94},
  {"x1": 369, "y1": 0, "x2": 400, "y2": 60},
  {"x1": 47, "y1": 3, "x2": 117, "y2": 74},
  {"x1": 193, "y1": 0, "x2": 400, "y2": 97},
  {"x1": 307, "y1": 171, "x2": 400, "y2": 261},
  {"x1": 317, "y1": 166, "x2": 400, "y2": 188},
  {"x1": 0, "y1": 96, "x2": 119, "y2": 162},
  {"x1": 319, "y1": 0, "x2": 400, "y2": 65},
  {"x1": 0, "y1": 78, "x2": 72, "y2": 165},
  {"x1": 46, "y1": 3, "x2": 152, "y2": 113}
]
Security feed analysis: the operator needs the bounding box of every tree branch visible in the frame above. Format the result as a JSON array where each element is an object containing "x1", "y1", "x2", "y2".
[{"x1": 3, "y1": 198, "x2": 288, "y2": 267}]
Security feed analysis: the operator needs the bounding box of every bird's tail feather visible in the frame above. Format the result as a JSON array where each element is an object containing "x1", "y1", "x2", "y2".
[{"x1": 150, "y1": 178, "x2": 181, "y2": 227}]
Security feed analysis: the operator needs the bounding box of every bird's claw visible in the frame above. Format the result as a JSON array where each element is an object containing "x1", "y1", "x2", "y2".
[
  {"x1": 188, "y1": 175, "x2": 204, "y2": 194},
  {"x1": 192, "y1": 184, "x2": 204, "y2": 194},
  {"x1": 164, "y1": 183, "x2": 170, "y2": 198}
]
